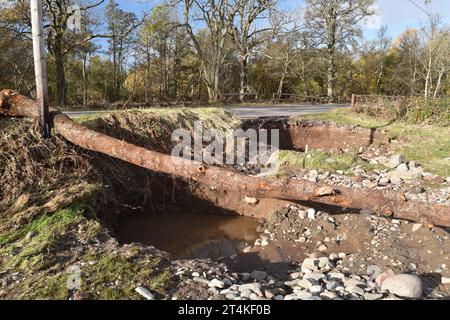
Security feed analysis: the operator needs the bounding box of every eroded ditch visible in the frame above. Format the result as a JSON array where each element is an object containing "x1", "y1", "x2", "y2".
[
  {"x1": 88, "y1": 116, "x2": 449, "y2": 298},
  {"x1": 93, "y1": 118, "x2": 390, "y2": 267}
]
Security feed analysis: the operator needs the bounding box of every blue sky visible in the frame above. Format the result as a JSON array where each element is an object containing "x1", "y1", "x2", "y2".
[{"x1": 110, "y1": 0, "x2": 450, "y2": 41}]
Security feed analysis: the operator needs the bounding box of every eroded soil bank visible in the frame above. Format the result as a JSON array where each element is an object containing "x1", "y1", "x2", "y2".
[{"x1": 0, "y1": 111, "x2": 449, "y2": 300}]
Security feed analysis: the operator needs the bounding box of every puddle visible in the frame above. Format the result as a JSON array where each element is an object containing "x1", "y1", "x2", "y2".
[{"x1": 116, "y1": 211, "x2": 260, "y2": 259}]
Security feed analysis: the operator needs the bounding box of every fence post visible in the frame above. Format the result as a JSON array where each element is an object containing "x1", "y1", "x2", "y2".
[
  {"x1": 30, "y1": 0, "x2": 51, "y2": 138},
  {"x1": 351, "y1": 94, "x2": 356, "y2": 109}
]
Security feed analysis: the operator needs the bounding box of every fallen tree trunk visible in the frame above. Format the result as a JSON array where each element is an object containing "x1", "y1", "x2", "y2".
[{"x1": 1, "y1": 89, "x2": 449, "y2": 227}]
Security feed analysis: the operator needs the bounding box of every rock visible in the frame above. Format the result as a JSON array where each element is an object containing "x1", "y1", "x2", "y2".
[
  {"x1": 328, "y1": 272, "x2": 345, "y2": 281},
  {"x1": 307, "y1": 208, "x2": 316, "y2": 220},
  {"x1": 25, "y1": 231, "x2": 37, "y2": 240},
  {"x1": 296, "y1": 292, "x2": 314, "y2": 300},
  {"x1": 208, "y1": 278, "x2": 225, "y2": 288},
  {"x1": 244, "y1": 196, "x2": 258, "y2": 205},
  {"x1": 367, "y1": 265, "x2": 382, "y2": 281},
  {"x1": 261, "y1": 239, "x2": 269, "y2": 247},
  {"x1": 364, "y1": 293, "x2": 383, "y2": 300},
  {"x1": 225, "y1": 293, "x2": 237, "y2": 300},
  {"x1": 386, "y1": 155, "x2": 405, "y2": 169},
  {"x1": 326, "y1": 281, "x2": 339, "y2": 291},
  {"x1": 344, "y1": 278, "x2": 367, "y2": 288},
  {"x1": 304, "y1": 273, "x2": 326, "y2": 283},
  {"x1": 375, "y1": 269, "x2": 396, "y2": 287},
  {"x1": 309, "y1": 285, "x2": 323, "y2": 295},
  {"x1": 381, "y1": 274, "x2": 423, "y2": 299},
  {"x1": 193, "y1": 277, "x2": 210, "y2": 285},
  {"x1": 249, "y1": 293, "x2": 260, "y2": 300},
  {"x1": 318, "y1": 245, "x2": 328, "y2": 252},
  {"x1": 412, "y1": 223, "x2": 422, "y2": 232},
  {"x1": 338, "y1": 252, "x2": 347, "y2": 259},
  {"x1": 191, "y1": 272, "x2": 200, "y2": 277},
  {"x1": 297, "y1": 279, "x2": 314, "y2": 289},
  {"x1": 240, "y1": 289, "x2": 252, "y2": 298},
  {"x1": 318, "y1": 257, "x2": 330, "y2": 268},
  {"x1": 441, "y1": 277, "x2": 450, "y2": 284},
  {"x1": 290, "y1": 272, "x2": 302, "y2": 280},
  {"x1": 135, "y1": 286, "x2": 155, "y2": 300},
  {"x1": 208, "y1": 287, "x2": 220, "y2": 295},
  {"x1": 250, "y1": 270, "x2": 267, "y2": 281},
  {"x1": 301, "y1": 258, "x2": 318, "y2": 272},
  {"x1": 237, "y1": 275, "x2": 250, "y2": 285},
  {"x1": 329, "y1": 253, "x2": 339, "y2": 261},
  {"x1": 378, "y1": 177, "x2": 390, "y2": 186},
  {"x1": 274, "y1": 295, "x2": 284, "y2": 300},
  {"x1": 264, "y1": 289, "x2": 275, "y2": 299},
  {"x1": 396, "y1": 163, "x2": 409, "y2": 172},
  {"x1": 390, "y1": 175, "x2": 403, "y2": 185},
  {"x1": 346, "y1": 285, "x2": 365, "y2": 296},
  {"x1": 239, "y1": 283, "x2": 262, "y2": 296},
  {"x1": 320, "y1": 290, "x2": 337, "y2": 300}
]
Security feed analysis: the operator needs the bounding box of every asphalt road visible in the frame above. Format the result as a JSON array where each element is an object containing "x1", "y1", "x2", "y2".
[{"x1": 65, "y1": 103, "x2": 350, "y2": 120}]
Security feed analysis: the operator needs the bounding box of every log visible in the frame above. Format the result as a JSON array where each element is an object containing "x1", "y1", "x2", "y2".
[{"x1": 1, "y1": 89, "x2": 449, "y2": 227}]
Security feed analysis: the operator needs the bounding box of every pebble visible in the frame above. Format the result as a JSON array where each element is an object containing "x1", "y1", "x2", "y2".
[
  {"x1": 135, "y1": 286, "x2": 155, "y2": 300},
  {"x1": 250, "y1": 270, "x2": 267, "y2": 281},
  {"x1": 239, "y1": 283, "x2": 262, "y2": 296},
  {"x1": 208, "y1": 278, "x2": 225, "y2": 288},
  {"x1": 441, "y1": 277, "x2": 450, "y2": 285},
  {"x1": 318, "y1": 245, "x2": 328, "y2": 252},
  {"x1": 346, "y1": 285, "x2": 365, "y2": 296},
  {"x1": 274, "y1": 295, "x2": 284, "y2": 300},
  {"x1": 309, "y1": 285, "x2": 323, "y2": 295},
  {"x1": 326, "y1": 281, "x2": 340, "y2": 291},
  {"x1": 307, "y1": 208, "x2": 316, "y2": 220},
  {"x1": 244, "y1": 196, "x2": 258, "y2": 205},
  {"x1": 225, "y1": 293, "x2": 237, "y2": 300},
  {"x1": 320, "y1": 290, "x2": 337, "y2": 300},
  {"x1": 412, "y1": 223, "x2": 422, "y2": 232},
  {"x1": 381, "y1": 274, "x2": 423, "y2": 299},
  {"x1": 364, "y1": 293, "x2": 384, "y2": 300},
  {"x1": 301, "y1": 258, "x2": 318, "y2": 271},
  {"x1": 264, "y1": 289, "x2": 275, "y2": 299}
]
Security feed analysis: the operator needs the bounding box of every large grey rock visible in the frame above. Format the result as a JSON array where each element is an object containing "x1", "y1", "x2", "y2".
[
  {"x1": 386, "y1": 155, "x2": 405, "y2": 169},
  {"x1": 381, "y1": 274, "x2": 423, "y2": 299}
]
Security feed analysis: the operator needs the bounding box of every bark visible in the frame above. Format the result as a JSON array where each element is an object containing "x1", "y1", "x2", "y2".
[{"x1": 1, "y1": 89, "x2": 449, "y2": 227}]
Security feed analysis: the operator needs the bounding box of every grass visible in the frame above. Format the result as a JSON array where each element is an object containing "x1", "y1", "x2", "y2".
[
  {"x1": 80, "y1": 253, "x2": 173, "y2": 300},
  {"x1": 0, "y1": 203, "x2": 94, "y2": 271},
  {"x1": 298, "y1": 108, "x2": 450, "y2": 177},
  {"x1": 267, "y1": 149, "x2": 380, "y2": 175}
]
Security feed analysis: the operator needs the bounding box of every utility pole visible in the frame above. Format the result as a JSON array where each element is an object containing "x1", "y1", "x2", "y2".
[{"x1": 30, "y1": 0, "x2": 51, "y2": 138}]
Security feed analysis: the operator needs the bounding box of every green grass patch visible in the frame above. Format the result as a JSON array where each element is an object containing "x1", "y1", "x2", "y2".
[
  {"x1": 268, "y1": 149, "x2": 376, "y2": 174},
  {"x1": 81, "y1": 253, "x2": 173, "y2": 300},
  {"x1": 299, "y1": 109, "x2": 450, "y2": 177}
]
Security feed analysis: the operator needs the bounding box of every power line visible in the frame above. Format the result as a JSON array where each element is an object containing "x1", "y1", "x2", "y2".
[{"x1": 408, "y1": 0, "x2": 433, "y2": 18}]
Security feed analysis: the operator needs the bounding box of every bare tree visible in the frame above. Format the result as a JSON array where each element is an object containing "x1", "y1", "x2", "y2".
[
  {"x1": 229, "y1": 0, "x2": 278, "y2": 101},
  {"x1": 304, "y1": 0, "x2": 375, "y2": 99},
  {"x1": 180, "y1": 0, "x2": 241, "y2": 101}
]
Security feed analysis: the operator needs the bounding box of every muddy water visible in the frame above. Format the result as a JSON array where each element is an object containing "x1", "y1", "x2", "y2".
[{"x1": 116, "y1": 211, "x2": 260, "y2": 259}]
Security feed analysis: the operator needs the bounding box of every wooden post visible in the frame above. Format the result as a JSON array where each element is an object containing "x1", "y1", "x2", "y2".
[
  {"x1": 351, "y1": 94, "x2": 356, "y2": 109},
  {"x1": 30, "y1": 0, "x2": 51, "y2": 138}
]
